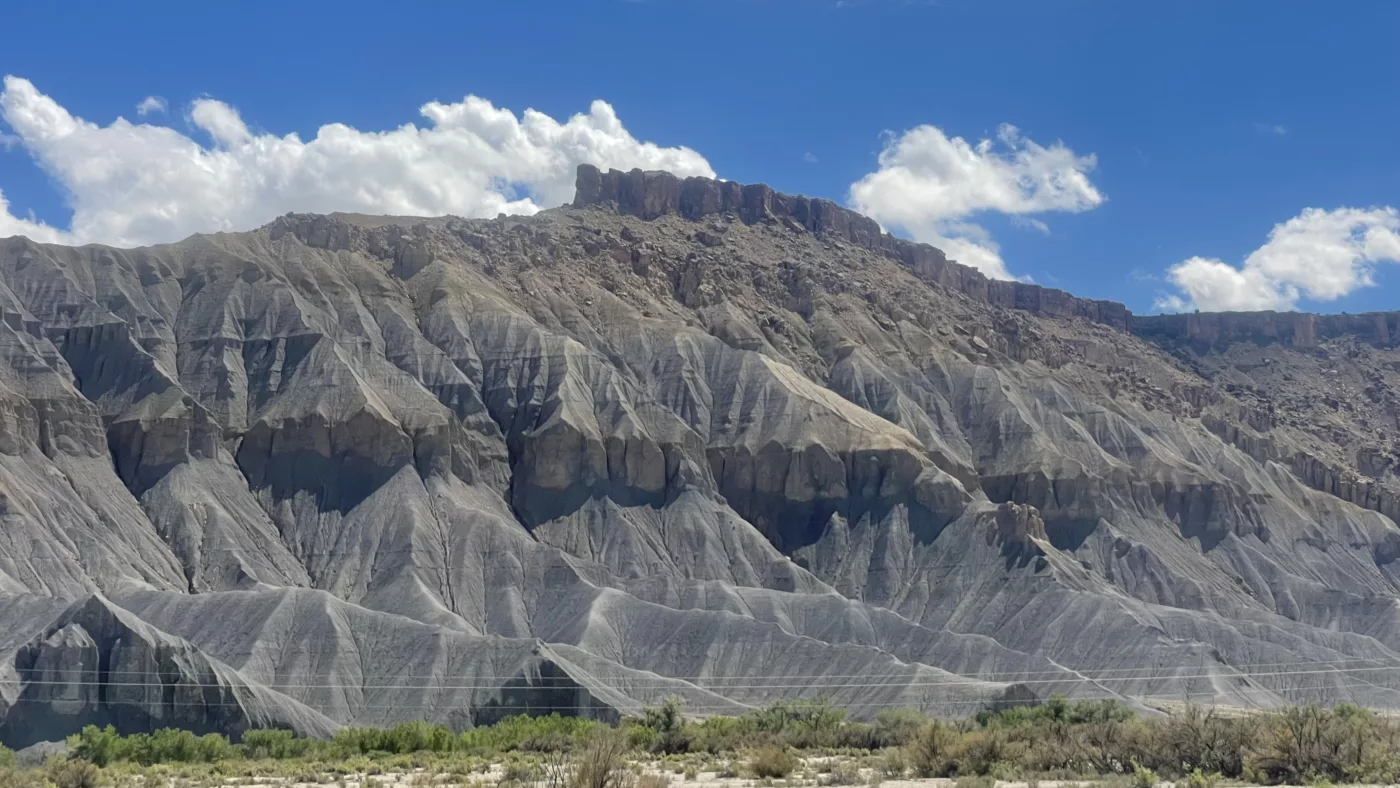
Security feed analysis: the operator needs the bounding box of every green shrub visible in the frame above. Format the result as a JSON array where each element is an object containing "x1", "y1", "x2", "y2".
[
  {"x1": 907, "y1": 721, "x2": 958, "y2": 778},
  {"x1": 501, "y1": 760, "x2": 542, "y2": 785},
  {"x1": 622, "y1": 721, "x2": 658, "y2": 753},
  {"x1": 0, "y1": 767, "x2": 46, "y2": 788},
  {"x1": 878, "y1": 749, "x2": 906, "y2": 778},
  {"x1": 35, "y1": 700, "x2": 1400, "y2": 784},
  {"x1": 1131, "y1": 761, "x2": 1158, "y2": 788},
  {"x1": 240, "y1": 729, "x2": 309, "y2": 760},
  {"x1": 460, "y1": 714, "x2": 602, "y2": 754},
  {"x1": 956, "y1": 729, "x2": 1026, "y2": 777},
  {"x1": 68, "y1": 726, "x2": 125, "y2": 767},
  {"x1": 68, "y1": 725, "x2": 234, "y2": 766},
  {"x1": 748, "y1": 748, "x2": 798, "y2": 779},
  {"x1": 871, "y1": 708, "x2": 925, "y2": 748},
  {"x1": 686, "y1": 716, "x2": 748, "y2": 754},
  {"x1": 641, "y1": 699, "x2": 690, "y2": 755},
  {"x1": 139, "y1": 729, "x2": 233, "y2": 764},
  {"x1": 975, "y1": 695, "x2": 1132, "y2": 729},
  {"x1": 752, "y1": 699, "x2": 846, "y2": 749},
  {"x1": 334, "y1": 720, "x2": 456, "y2": 755},
  {"x1": 833, "y1": 722, "x2": 880, "y2": 750}
]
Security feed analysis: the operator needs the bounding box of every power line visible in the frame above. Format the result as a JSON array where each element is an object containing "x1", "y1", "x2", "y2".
[
  {"x1": 2, "y1": 679, "x2": 1394, "y2": 714},
  {"x1": 11, "y1": 663, "x2": 1400, "y2": 692},
  {"x1": 44, "y1": 655, "x2": 1400, "y2": 683}
]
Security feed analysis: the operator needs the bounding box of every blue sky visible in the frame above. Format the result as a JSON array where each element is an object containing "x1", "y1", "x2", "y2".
[{"x1": 3, "y1": 0, "x2": 1399, "y2": 315}]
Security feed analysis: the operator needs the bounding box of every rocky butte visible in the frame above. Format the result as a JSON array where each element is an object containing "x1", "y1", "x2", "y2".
[
  {"x1": 0, "y1": 164, "x2": 1399, "y2": 744},
  {"x1": 575, "y1": 164, "x2": 1133, "y2": 330}
]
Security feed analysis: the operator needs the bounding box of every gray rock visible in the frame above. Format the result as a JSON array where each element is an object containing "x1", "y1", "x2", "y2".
[{"x1": 1, "y1": 167, "x2": 1400, "y2": 742}]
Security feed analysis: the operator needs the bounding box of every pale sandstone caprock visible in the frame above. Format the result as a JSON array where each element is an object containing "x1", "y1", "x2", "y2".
[{"x1": 3, "y1": 165, "x2": 1400, "y2": 744}]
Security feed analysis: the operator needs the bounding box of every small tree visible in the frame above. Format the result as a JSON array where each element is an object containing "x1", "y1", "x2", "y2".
[
  {"x1": 67, "y1": 726, "x2": 125, "y2": 767},
  {"x1": 642, "y1": 697, "x2": 690, "y2": 754}
]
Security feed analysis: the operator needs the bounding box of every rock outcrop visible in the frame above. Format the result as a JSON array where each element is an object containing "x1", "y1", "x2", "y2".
[
  {"x1": 1, "y1": 595, "x2": 337, "y2": 747},
  {"x1": 1137, "y1": 308, "x2": 1400, "y2": 544},
  {"x1": 4, "y1": 165, "x2": 1400, "y2": 742},
  {"x1": 574, "y1": 165, "x2": 1131, "y2": 331},
  {"x1": 1135, "y1": 310, "x2": 1400, "y2": 349}
]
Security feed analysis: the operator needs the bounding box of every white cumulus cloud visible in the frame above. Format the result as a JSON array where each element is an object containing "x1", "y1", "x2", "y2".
[
  {"x1": 1157, "y1": 207, "x2": 1400, "y2": 312},
  {"x1": 0, "y1": 188, "x2": 69, "y2": 244},
  {"x1": 848, "y1": 123, "x2": 1103, "y2": 280},
  {"x1": 0, "y1": 75, "x2": 714, "y2": 248},
  {"x1": 135, "y1": 96, "x2": 166, "y2": 116}
]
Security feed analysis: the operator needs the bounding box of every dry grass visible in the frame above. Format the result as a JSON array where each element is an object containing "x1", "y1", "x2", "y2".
[
  {"x1": 747, "y1": 749, "x2": 798, "y2": 779},
  {"x1": 45, "y1": 759, "x2": 103, "y2": 788},
  {"x1": 572, "y1": 731, "x2": 635, "y2": 788}
]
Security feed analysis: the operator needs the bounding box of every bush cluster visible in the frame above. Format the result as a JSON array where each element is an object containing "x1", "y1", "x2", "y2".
[
  {"x1": 900, "y1": 700, "x2": 1400, "y2": 785},
  {"x1": 746, "y1": 747, "x2": 798, "y2": 778},
  {"x1": 66, "y1": 726, "x2": 233, "y2": 766},
  {"x1": 682, "y1": 698, "x2": 874, "y2": 753},
  {"x1": 66, "y1": 714, "x2": 602, "y2": 766},
  {"x1": 16, "y1": 697, "x2": 1400, "y2": 786}
]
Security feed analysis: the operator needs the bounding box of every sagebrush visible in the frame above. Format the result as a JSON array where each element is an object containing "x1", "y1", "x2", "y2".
[{"x1": 21, "y1": 697, "x2": 1400, "y2": 786}]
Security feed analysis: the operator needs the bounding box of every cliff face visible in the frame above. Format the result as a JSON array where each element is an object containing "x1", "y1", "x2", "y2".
[
  {"x1": 1136, "y1": 309, "x2": 1400, "y2": 540},
  {"x1": 578, "y1": 164, "x2": 1400, "y2": 356},
  {"x1": 574, "y1": 165, "x2": 1132, "y2": 331},
  {"x1": 572, "y1": 161, "x2": 1400, "y2": 533},
  {"x1": 5, "y1": 164, "x2": 1400, "y2": 742},
  {"x1": 1135, "y1": 310, "x2": 1400, "y2": 349}
]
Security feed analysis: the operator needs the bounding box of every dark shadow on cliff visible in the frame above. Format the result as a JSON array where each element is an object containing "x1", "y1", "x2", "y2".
[{"x1": 468, "y1": 662, "x2": 620, "y2": 727}]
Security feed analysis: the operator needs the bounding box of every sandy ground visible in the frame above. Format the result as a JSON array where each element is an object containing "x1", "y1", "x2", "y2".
[{"x1": 184, "y1": 762, "x2": 1397, "y2": 788}]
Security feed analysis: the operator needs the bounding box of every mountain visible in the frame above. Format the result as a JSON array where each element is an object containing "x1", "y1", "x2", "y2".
[{"x1": 2, "y1": 164, "x2": 1400, "y2": 743}]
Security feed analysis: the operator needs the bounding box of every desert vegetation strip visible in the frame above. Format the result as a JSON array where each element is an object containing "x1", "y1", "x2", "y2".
[{"x1": 4, "y1": 699, "x2": 1400, "y2": 787}]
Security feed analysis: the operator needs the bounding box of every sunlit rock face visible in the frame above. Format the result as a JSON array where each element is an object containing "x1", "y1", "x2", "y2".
[{"x1": 4, "y1": 165, "x2": 1400, "y2": 742}]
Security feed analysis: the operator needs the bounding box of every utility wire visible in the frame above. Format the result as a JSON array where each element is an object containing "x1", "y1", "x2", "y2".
[
  {"x1": 2, "y1": 681, "x2": 1393, "y2": 714},
  {"x1": 10, "y1": 663, "x2": 1400, "y2": 692},
  {"x1": 47, "y1": 655, "x2": 1400, "y2": 683}
]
